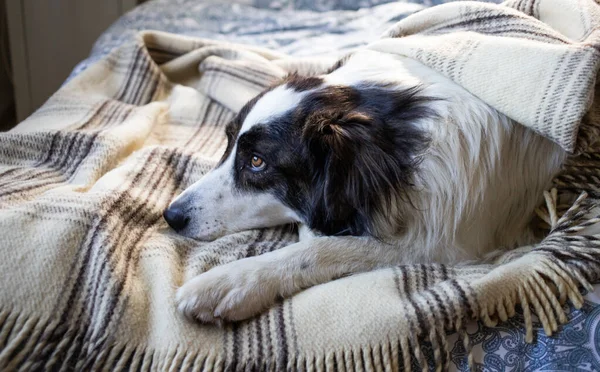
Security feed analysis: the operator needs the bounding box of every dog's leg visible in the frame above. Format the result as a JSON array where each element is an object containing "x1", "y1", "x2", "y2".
[{"x1": 176, "y1": 236, "x2": 403, "y2": 324}]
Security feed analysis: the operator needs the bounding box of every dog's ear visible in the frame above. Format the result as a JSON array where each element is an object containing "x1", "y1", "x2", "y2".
[
  {"x1": 300, "y1": 86, "x2": 435, "y2": 237},
  {"x1": 303, "y1": 111, "x2": 372, "y2": 155},
  {"x1": 302, "y1": 110, "x2": 387, "y2": 236},
  {"x1": 303, "y1": 108, "x2": 429, "y2": 237}
]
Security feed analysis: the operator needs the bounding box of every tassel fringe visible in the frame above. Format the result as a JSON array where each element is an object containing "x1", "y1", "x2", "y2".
[{"x1": 2, "y1": 160, "x2": 600, "y2": 372}]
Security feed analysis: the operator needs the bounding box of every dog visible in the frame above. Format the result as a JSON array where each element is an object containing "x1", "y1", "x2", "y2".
[{"x1": 164, "y1": 50, "x2": 567, "y2": 324}]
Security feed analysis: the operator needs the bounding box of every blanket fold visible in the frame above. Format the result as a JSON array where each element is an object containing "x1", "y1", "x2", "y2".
[
  {"x1": 367, "y1": 0, "x2": 600, "y2": 153},
  {"x1": 1, "y1": 1, "x2": 600, "y2": 371}
]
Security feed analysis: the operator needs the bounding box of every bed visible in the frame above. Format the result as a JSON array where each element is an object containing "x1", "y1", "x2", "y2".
[{"x1": 16, "y1": 0, "x2": 600, "y2": 370}]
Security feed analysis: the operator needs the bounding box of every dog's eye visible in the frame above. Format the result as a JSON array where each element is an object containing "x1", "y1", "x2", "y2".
[{"x1": 250, "y1": 155, "x2": 266, "y2": 171}]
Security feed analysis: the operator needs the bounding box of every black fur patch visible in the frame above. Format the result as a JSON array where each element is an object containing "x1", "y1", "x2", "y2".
[
  {"x1": 284, "y1": 73, "x2": 324, "y2": 92},
  {"x1": 222, "y1": 77, "x2": 436, "y2": 238},
  {"x1": 296, "y1": 83, "x2": 435, "y2": 236}
]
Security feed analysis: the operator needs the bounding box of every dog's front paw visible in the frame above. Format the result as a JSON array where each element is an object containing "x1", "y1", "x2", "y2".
[{"x1": 176, "y1": 258, "x2": 281, "y2": 324}]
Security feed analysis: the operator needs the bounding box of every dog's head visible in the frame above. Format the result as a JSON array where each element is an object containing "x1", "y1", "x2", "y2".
[{"x1": 164, "y1": 51, "x2": 437, "y2": 240}]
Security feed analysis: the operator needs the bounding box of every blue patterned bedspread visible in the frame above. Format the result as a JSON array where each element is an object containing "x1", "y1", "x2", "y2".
[{"x1": 74, "y1": 0, "x2": 600, "y2": 369}]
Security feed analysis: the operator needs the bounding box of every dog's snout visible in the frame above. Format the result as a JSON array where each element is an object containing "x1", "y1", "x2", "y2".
[{"x1": 163, "y1": 205, "x2": 190, "y2": 232}]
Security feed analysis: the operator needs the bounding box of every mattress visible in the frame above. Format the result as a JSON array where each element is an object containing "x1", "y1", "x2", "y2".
[{"x1": 68, "y1": 0, "x2": 600, "y2": 370}]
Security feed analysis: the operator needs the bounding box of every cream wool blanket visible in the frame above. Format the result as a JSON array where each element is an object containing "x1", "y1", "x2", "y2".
[{"x1": 1, "y1": 0, "x2": 600, "y2": 370}]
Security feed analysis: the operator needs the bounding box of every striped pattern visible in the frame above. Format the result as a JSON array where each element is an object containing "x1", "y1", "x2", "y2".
[
  {"x1": 368, "y1": 0, "x2": 600, "y2": 153},
  {"x1": 1, "y1": 1, "x2": 600, "y2": 370}
]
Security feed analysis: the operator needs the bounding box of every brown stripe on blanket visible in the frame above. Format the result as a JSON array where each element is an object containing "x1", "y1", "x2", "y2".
[
  {"x1": 203, "y1": 60, "x2": 283, "y2": 85},
  {"x1": 538, "y1": 52, "x2": 596, "y2": 142},
  {"x1": 125, "y1": 49, "x2": 155, "y2": 106},
  {"x1": 0, "y1": 132, "x2": 56, "y2": 164},
  {"x1": 137, "y1": 57, "x2": 163, "y2": 106},
  {"x1": 129, "y1": 46, "x2": 157, "y2": 105},
  {"x1": 224, "y1": 226, "x2": 296, "y2": 369},
  {"x1": 285, "y1": 299, "x2": 299, "y2": 364},
  {"x1": 182, "y1": 102, "x2": 234, "y2": 154},
  {"x1": 188, "y1": 105, "x2": 229, "y2": 153},
  {"x1": 420, "y1": 264, "x2": 430, "y2": 289},
  {"x1": 202, "y1": 66, "x2": 276, "y2": 90},
  {"x1": 146, "y1": 46, "x2": 183, "y2": 65},
  {"x1": 42, "y1": 45, "x2": 178, "y2": 348},
  {"x1": 0, "y1": 131, "x2": 100, "y2": 200},
  {"x1": 96, "y1": 151, "x2": 192, "y2": 316},
  {"x1": 0, "y1": 132, "x2": 63, "y2": 190},
  {"x1": 78, "y1": 100, "x2": 111, "y2": 131},
  {"x1": 392, "y1": 267, "x2": 404, "y2": 298},
  {"x1": 251, "y1": 313, "x2": 263, "y2": 367},
  {"x1": 430, "y1": 285, "x2": 452, "y2": 328},
  {"x1": 50, "y1": 149, "x2": 161, "y2": 338},
  {"x1": 239, "y1": 318, "x2": 254, "y2": 370},
  {"x1": 437, "y1": 22, "x2": 570, "y2": 44},
  {"x1": 393, "y1": 268, "x2": 427, "y2": 369},
  {"x1": 262, "y1": 307, "x2": 274, "y2": 368},
  {"x1": 555, "y1": 52, "x2": 598, "y2": 129},
  {"x1": 0, "y1": 132, "x2": 59, "y2": 184},
  {"x1": 227, "y1": 322, "x2": 241, "y2": 370},
  {"x1": 245, "y1": 229, "x2": 277, "y2": 259},
  {"x1": 100, "y1": 43, "x2": 144, "y2": 76},
  {"x1": 75, "y1": 150, "x2": 192, "y2": 367},
  {"x1": 261, "y1": 226, "x2": 291, "y2": 255},
  {"x1": 77, "y1": 151, "x2": 166, "y2": 316},
  {"x1": 514, "y1": 0, "x2": 539, "y2": 17},
  {"x1": 92, "y1": 101, "x2": 131, "y2": 130},
  {"x1": 78, "y1": 100, "x2": 135, "y2": 131},
  {"x1": 114, "y1": 43, "x2": 163, "y2": 106},
  {"x1": 454, "y1": 279, "x2": 480, "y2": 320},
  {"x1": 407, "y1": 293, "x2": 428, "y2": 339},
  {"x1": 244, "y1": 230, "x2": 266, "y2": 259},
  {"x1": 275, "y1": 302, "x2": 289, "y2": 369},
  {"x1": 423, "y1": 11, "x2": 571, "y2": 44},
  {"x1": 115, "y1": 46, "x2": 145, "y2": 102},
  {"x1": 180, "y1": 101, "x2": 215, "y2": 149},
  {"x1": 204, "y1": 109, "x2": 236, "y2": 156}
]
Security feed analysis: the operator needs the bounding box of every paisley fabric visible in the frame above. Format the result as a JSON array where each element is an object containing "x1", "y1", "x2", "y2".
[{"x1": 448, "y1": 288, "x2": 600, "y2": 371}]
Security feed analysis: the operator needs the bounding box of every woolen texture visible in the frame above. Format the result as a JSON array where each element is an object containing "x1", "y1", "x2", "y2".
[{"x1": 1, "y1": 0, "x2": 599, "y2": 370}]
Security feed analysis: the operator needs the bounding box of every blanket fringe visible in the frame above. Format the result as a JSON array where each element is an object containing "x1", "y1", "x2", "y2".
[
  {"x1": 479, "y1": 192, "x2": 596, "y2": 344},
  {"x1": 0, "y1": 205, "x2": 598, "y2": 372},
  {"x1": 400, "y1": 190, "x2": 600, "y2": 371}
]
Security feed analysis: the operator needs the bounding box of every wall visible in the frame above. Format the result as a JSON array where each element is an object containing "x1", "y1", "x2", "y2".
[
  {"x1": 0, "y1": 0, "x2": 16, "y2": 131},
  {"x1": 6, "y1": 0, "x2": 137, "y2": 122}
]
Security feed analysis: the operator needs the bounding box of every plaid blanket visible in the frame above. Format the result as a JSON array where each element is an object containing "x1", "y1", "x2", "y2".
[{"x1": 1, "y1": 0, "x2": 599, "y2": 370}]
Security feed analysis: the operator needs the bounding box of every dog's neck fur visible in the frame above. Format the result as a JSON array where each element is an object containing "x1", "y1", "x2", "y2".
[{"x1": 332, "y1": 52, "x2": 566, "y2": 263}]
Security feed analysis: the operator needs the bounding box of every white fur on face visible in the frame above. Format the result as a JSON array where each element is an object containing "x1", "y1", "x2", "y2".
[
  {"x1": 168, "y1": 84, "x2": 315, "y2": 240},
  {"x1": 240, "y1": 85, "x2": 309, "y2": 135},
  {"x1": 169, "y1": 146, "x2": 300, "y2": 240}
]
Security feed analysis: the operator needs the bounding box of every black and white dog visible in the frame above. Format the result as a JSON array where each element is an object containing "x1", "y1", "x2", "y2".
[{"x1": 164, "y1": 50, "x2": 566, "y2": 324}]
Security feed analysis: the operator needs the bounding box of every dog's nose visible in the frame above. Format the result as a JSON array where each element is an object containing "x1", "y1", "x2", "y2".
[{"x1": 163, "y1": 205, "x2": 189, "y2": 232}]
